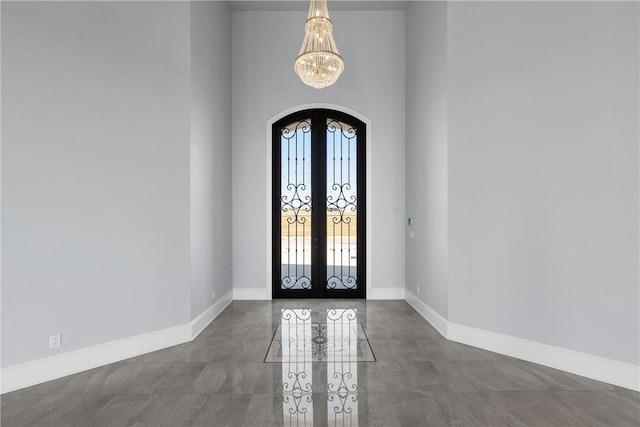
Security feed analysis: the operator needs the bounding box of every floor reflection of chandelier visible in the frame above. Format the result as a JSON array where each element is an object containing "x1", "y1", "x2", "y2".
[{"x1": 294, "y1": 0, "x2": 344, "y2": 89}]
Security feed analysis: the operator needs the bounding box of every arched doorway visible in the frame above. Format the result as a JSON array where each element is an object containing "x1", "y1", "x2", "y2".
[{"x1": 272, "y1": 109, "x2": 366, "y2": 298}]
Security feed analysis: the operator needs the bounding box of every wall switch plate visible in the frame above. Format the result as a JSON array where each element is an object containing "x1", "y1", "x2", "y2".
[
  {"x1": 212, "y1": 291, "x2": 216, "y2": 301},
  {"x1": 417, "y1": 287, "x2": 421, "y2": 294},
  {"x1": 49, "y1": 334, "x2": 61, "y2": 349}
]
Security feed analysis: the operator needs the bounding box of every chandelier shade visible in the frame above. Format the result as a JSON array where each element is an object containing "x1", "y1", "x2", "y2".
[{"x1": 294, "y1": 0, "x2": 344, "y2": 89}]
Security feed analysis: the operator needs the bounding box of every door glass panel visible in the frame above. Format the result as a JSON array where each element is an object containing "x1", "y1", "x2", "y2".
[
  {"x1": 326, "y1": 119, "x2": 358, "y2": 290},
  {"x1": 280, "y1": 119, "x2": 312, "y2": 290}
]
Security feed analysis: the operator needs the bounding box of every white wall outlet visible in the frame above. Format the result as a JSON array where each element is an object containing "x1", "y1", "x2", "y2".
[
  {"x1": 211, "y1": 291, "x2": 216, "y2": 301},
  {"x1": 49, "y1": 334, "x2": 61, "y2": 349},
  {"x1": 417, "y1": 287, "x2": 421, "y2": 295}
]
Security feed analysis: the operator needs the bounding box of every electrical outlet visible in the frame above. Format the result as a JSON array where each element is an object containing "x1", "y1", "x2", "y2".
[
  {"x1": 49, "y1": 334, "x2": 61, "y2": 349},
  {"x1": 211, "y1": 291, "x2": 216, "y2": 301},
  {"x1": 417, "y1": 287, "x2": 421, "y2": 295}
]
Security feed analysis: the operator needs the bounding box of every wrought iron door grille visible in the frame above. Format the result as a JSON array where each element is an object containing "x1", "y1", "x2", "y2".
[
  {"x1": 273, "y1": 109, "x2": 366, "y2": 299},
  {"x1": 279, "y1": 119, "x2": 313, "y2": 290},
  {"x1": 326, "y1": 119, "x2": 358, "y2": 290}
]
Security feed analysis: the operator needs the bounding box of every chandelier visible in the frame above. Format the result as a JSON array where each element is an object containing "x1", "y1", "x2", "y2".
[{"x1": 294, "y1": 0, "x2": 344, "y2": 89}]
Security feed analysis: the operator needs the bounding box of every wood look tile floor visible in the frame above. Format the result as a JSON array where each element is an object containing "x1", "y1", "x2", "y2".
[{"x1": 2, "y1": 300, "x2": 639, "y2": 426}]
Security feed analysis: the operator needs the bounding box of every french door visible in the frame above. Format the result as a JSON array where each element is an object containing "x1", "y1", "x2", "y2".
[{"x1": 272, "y1": 109, "x2": 366, "y2": 299}]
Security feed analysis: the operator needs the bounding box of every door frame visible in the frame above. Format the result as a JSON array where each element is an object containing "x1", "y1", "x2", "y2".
[
  {"x1": 272, "y1": 109, "x2": 365, "y2": 299},
  {"x1": 266, "y1": 103, "x2": 372, "y2": 300}
]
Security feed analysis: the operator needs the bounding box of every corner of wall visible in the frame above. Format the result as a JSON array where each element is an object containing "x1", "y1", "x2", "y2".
[
  {"x1": 405, "y1": 290, "x2": 639, "y2": 392},
  {"x1": 1, "y1": 289, "x2": 233, "y2": 395}
]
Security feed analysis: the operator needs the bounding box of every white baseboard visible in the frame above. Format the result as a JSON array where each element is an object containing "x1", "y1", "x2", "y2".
[
  {"x1": 404, "y1": 290, "x2": 448, "y2": 337},
  {"x1": 190, "y1": 289, "x2": 233, "y2": 338},
  {"x1": 0, "y1": 325, "x2": 190, "y2": 394},
  {"x1": 234, "y1": 286, "x2": 405, "y2": 300},
  {"x1": 4, "y1": 290, "x2": 636, "y2": 393},
  {"x1": 1, "y1": 291, "x2": 232, "y2": 394},
  {"x1": 405, "y1": 293, "x2": 639, "y2": 392},
  {"x1": 447, "y1": 322, "x2": 640, "y2": 392},
  {"x1": 368, "y1": 286, "x2": 405, "y2": 300},
  {"x1": 233, "y1": 287, "x2": 267, "y2": 300}
]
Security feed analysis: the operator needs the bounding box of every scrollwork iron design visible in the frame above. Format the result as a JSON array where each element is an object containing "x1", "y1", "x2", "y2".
[
  {"x1": 326, "y1": 119, "x2": 358, "y2": 290},
  {"x1": 274, "y1": 109, "x2": 364, "y2": 298},
  {"x1": 280, "y1": 120, "x2": 313, "y2": 290}
]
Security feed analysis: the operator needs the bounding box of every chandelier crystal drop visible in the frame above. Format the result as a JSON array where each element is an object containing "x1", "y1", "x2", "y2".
[{"x1": 294, "y1": 0, "x2": 344, "y2": 89}]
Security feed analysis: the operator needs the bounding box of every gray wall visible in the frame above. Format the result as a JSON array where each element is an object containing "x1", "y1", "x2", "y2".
[
  {"x1": 447, "y1": 1, "x2": 639, "y2": 365},
  {"x1": 2, "y1": 0, "x2": 637, "y2": 370},
  {"x1": 1, "y1": 1, "x2": 234, "y2": 367},
  {"x1": 1, "y1": 1, "x2": 191, "y2": 366},
  {"x1": 190, "y1": 2, "x2": 233, "y2": 319},
  {"x1": 405, "y1": 1, "x2": 449, "y2": 316},
  {"x1": 231, "y1": 10, "x2": 406, "y2": 294}
]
